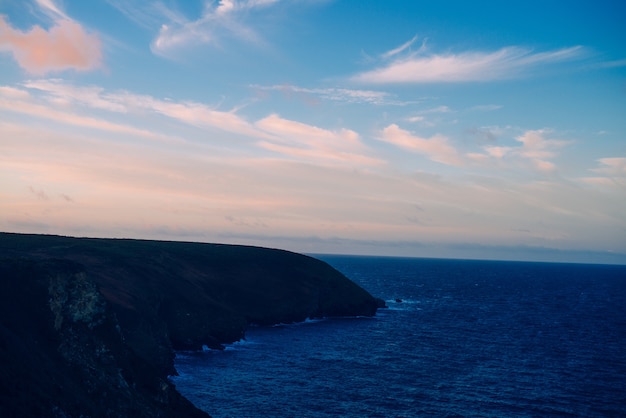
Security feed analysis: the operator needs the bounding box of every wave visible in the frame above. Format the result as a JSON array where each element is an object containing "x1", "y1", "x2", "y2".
[
  {"x1": 383, "y1": 298, "x2": 422, "y2": 311},
  {"x1": 271, "y1": 317, "x2": 328, "y2": 328}
]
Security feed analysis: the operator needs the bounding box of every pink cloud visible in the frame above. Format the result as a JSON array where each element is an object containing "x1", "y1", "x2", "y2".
[
  {"x1": 532, "y1": 159, "x2": 556, "y2": 172},
  {"x1": 593, "y1": 157, "x2": 626, "y2": 176},
  {"x1": 379, "y1": 124, "x2": 462, "y2": 166},
  {"x1": 469, "y1": 129, "x2": 569, "y2": 172},
  {"x1": 17, "y1": 79, "x2": 263, "y2": 139},
  {"x1": 581, "y1": 157, "x2": 626, "y2": 188},
  {"x1": 485, "y1": 146, "x2": 511, "y2": 159},
  {"x1": 0, "y1": 16, "x2": 102, "y2": 75},
  {"x1": 515, "y1": 129, "x2": 568, "y2": 172},
  {"x1": 255, "y1": 114, "x2": 382, "y2": 165}
]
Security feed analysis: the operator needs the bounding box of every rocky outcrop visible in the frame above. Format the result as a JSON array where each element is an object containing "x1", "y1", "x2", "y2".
[{"x1": 0, "y1": 232, "x2": 381, "y2": 417}]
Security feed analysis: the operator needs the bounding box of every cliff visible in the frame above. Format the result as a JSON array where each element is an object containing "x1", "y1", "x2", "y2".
[{"x1": 0, "y1": 232, "x2": 381, "y2": 417}]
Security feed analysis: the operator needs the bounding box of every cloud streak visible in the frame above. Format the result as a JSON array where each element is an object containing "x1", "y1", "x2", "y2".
[
  {"x1": 0, "y1": 2, "x2": 102, "y2": 74},
  {"x1": 6, "y1": 80, "x2": 381, "y2": 166},
  {"x1": 19, "y1": 79, "x2": 265, "y2": 139},
  {"x1": 352, "y1": 44, "x2": 584, "y2": 83},
  {"x1": 256, "y1": 114, "x2": 382, "y2": 165},
  {"x1": 380, "y1": 34, "x2": 421, "y2": 60},
  {"x1": 0, "y1": 89, "x2": 176, "y2": 142},
  {"x1": 379, "y1": 124, "x2": 462, "y2": 166},
  {"x1": 148, "y1": 0, "x2": 280, "y2": 57},
  {"x1": 251, "y1": 84, "x2": 417, "y2": 106},
  {"x1": 581, "y1": 158, "x2": 626, "y2": 187}
]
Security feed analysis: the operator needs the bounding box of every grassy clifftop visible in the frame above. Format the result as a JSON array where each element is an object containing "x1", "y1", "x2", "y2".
[{"x1": 0, "y1": 232, "x2": 381, "y2": 417}]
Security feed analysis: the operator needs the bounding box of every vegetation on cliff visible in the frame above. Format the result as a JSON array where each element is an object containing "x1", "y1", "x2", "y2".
[{"x1": 0, "y1": 232, "x2": 381, "y2": 417}]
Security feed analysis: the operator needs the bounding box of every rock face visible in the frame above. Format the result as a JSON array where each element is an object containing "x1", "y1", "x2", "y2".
[{"x1": 0, "y1": 232, "x2": 381, "y2": 417}]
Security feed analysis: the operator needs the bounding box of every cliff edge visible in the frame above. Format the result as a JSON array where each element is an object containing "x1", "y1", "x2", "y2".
[{"x1": 0, "y1": 232, "x2": 381, "y2": 417}]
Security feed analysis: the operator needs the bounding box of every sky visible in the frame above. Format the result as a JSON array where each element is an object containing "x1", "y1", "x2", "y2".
[{"x1": 1, "y1": 0, "x2": 625, "y2": 264}]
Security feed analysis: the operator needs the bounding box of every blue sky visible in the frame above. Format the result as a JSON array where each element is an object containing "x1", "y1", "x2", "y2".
[{"x1": 1, "y1": 0, "x2": 625, "y2": 263}]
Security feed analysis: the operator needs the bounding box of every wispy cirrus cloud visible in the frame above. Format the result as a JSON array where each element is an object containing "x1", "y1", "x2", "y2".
[
  {"x1": 352, "y1": 39, "x2": 585, "y2": 83},
  {"x1": 34, "y1": 0, "x2": 70, "y2": 20},
  {"x1": 115, "y1": 0, "x2": 283, "y2": 57},
  {"x1": 251, "y1": 84, "x2": 418, "y2": 106},
  {"x1": 0, "y1": 0, "x2": 102, "y2": 74},
  {"x1": 108, "y1": 0, "x2": 282, "y2": 57},
  {"x1": 105, "y1": 0, "x2": 162, "y2": 29},
  {"x1": 380, "y1": 34, "x2": 422, "y2": 60}
]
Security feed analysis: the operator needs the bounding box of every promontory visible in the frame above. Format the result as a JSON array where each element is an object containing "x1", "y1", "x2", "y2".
[{"x1": 0, "y1": 232, "x2": 383, "y2": 417}]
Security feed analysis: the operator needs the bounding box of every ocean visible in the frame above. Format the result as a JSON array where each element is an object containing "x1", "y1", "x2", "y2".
[{"x1": 171, "y1": 256, "x2": 626, "y2": 417}]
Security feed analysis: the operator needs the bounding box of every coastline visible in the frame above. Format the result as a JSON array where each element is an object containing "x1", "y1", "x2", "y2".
[{"x1": 0, "y1": 232, "x2": 381, "y2": 417}]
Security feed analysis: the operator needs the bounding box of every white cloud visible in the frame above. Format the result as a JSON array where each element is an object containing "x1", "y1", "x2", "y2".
[
  {"x1": 380, "y1": 34, "x2": 421, "y2": 60},
  {"x1": 251, "y1": 84, "x2": 415, "y2": 106},
  {"x1": 148, "y1": 0, "x2": 281, "y2": 57},
  {"x1": 352, "y1": 45, "x2": 584, "y2": 83},
  {"x1": 379, "y1": 124, "x2": 462, "y2": 166},
  {"x1": 34, "y1": 0, "x2": 70, "y2": 20}
]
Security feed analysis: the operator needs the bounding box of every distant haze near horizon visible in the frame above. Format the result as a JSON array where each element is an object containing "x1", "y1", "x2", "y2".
[{"x1": 1, "y1": 1, "x2": 625, "y2": 265}]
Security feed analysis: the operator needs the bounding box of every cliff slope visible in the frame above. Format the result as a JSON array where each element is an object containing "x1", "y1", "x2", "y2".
[{"x1": 0, "y1": 232, "x2": 381, "y2": 417}]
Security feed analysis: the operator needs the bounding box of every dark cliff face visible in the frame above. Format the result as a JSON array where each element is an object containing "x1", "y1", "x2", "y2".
[
  {"x1": 0, "y1": 257, "x2": 207, "y2": 418},
  {"x1": 0, "y1": 232, "x2": 380, "y2": 417}
]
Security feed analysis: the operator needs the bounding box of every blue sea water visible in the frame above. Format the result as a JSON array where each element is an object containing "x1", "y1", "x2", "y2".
[{"x1": 172, "y1": 256, "x2": 626, "y2": 417}]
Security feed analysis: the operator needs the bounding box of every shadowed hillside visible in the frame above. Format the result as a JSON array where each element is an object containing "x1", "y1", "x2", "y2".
[{"x1": 0, "y1": 232, "x2": 382, "y2": 417}]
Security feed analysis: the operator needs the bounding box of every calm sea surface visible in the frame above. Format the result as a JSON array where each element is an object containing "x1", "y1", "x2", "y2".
[{"x1": 172, "y1": 256, "x2": 626, "y2": 417}]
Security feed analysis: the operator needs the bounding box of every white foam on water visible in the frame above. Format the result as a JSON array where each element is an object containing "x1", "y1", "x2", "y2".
[{"x1": 384, "y1": 298, "x2": 422, "y2": 310}]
